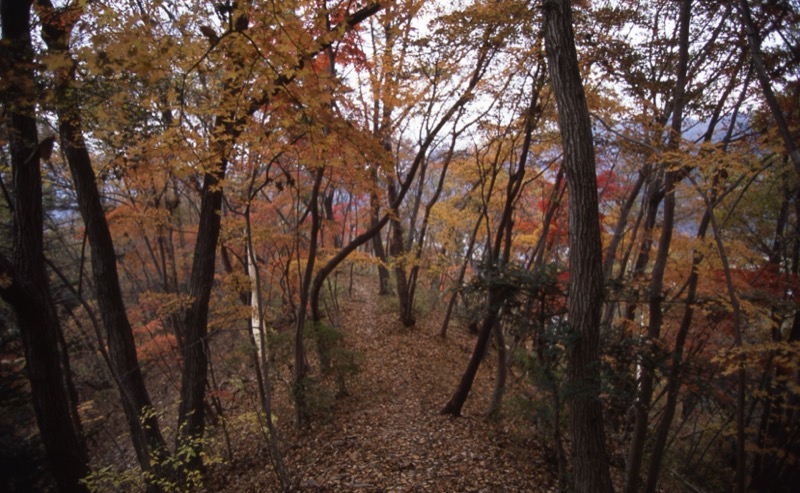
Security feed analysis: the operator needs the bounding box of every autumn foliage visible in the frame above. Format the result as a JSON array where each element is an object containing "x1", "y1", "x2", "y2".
[{"x1": 1, "y1": 0, "x2": 799, "y2": 492}]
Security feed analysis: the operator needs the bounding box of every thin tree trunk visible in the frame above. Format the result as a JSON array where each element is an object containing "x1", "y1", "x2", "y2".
[
  {"x1": 624, "y1": 3, "x2": 691, "y2": 491},
  {"x1": 487, "y1": 320, "x2": 507, "y2": 418},
  {"x1": 706, "y1": 196, "x2": 747, "y2": 493},
  {"x1": 245, "y1": 208, "x2": 290, "y2": 490},
  {"x1": 369, "y1": 175, "x2": 392, "y2": 295},
  {"x1": 441, "y1": 291, "x2": 505, "y2": 416},
  {"x1": 387, "y1": 182, "x2": 416, "y2": 326},
  {"x1": 441, "y1": 68, "x2": 542, "y2": 415},
  {"x1": 178, "y1": 148, "x2": 226, "y2": 464},
  {"x1": 440, "y1": 214, "x2": 483, "y2": 338},
  {"x1": 643, "y1": 210, "x2": 709, "y2": 493}
]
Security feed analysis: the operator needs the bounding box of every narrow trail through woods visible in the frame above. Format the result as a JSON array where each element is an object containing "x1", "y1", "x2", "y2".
[{"x1": 268, "y1": 275, "x2": 556, "y2": 492}]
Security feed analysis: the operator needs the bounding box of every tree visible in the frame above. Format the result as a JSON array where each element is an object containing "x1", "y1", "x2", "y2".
[
  {"x1": 542, "y1": 0, "x2": 614, "y2": 491},
  {"x1": 0, "y1": 1, "x2": 90, "y2": 490},
  {"x1": 35, "y1": 2, "x2": 173, "y2": 485},
  {"x1": 441, "y1": 61, "x2": 547, "y2": 416}
]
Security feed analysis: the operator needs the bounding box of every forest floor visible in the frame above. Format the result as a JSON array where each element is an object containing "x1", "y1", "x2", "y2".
[
  {"x1": 0, "y1": 273, "x2": 567, "y2": 492},
  {"x1": 205, "y1": 275, "x2": 560, "y2": 492}
]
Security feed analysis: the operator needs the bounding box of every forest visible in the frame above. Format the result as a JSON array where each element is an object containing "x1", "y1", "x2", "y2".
[{"x1": 1, "y1": 0, "x2": 798, "y2": 491}]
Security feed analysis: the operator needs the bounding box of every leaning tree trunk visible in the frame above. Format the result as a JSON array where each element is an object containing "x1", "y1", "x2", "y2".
[
  {"x1": 0, "y1": 2, "x2": 90, "y2": 490},
  {"x1": 37, "y1": 3, "x2": 172, "y2": 482},
  {"x1": 543, "y1": 1, "x2": 614, "y2": 492},
  {"x1": 441, "y1": 68, "x2": 541, "y2": 416},
  {"x1": 738, "y1": 0, "x2": 800, "y2": 175}
]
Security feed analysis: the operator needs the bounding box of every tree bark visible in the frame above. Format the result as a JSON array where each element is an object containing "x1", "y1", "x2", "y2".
[
  {"x1": 294, "y1": 166, "x2": 325, "y2": 428},
  {"x1": 0, "y1": 1, "x2": 90, "y2": 490},
  {"x1": 37, "y1": 3, "x2": 172, "y2": 482},
  {"x1": 178, "y1": 127, "x2": 229, "y2": 460},
  {"x1": 387, "y1": 182, "x2": 416, "y2": 326},
  {"x1": 440, "y1": 70, "x2": 541, "y2": 416},
  {"x1": 543, "y1": 1, "x2": 614, "y2": 491},
  {"x1": 441, "y1": 290, "x2": 505, "y2": 416},
  {"x1": 369, "y1": 172, "x2": 392, "y2": 295}
]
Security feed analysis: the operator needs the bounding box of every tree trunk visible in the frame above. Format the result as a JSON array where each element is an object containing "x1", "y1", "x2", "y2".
[
  {"x1": 0, "y1": 2, "x2": 90, "y2": 490},
  {"x1": 624, "y1": 3, "x2": 691, "y2": 490},
  {"x1": 439, "y1": 214, "x2": 483, "y2": 338},
  {"x1": 441, "y1": 290, "x2": 504, "y2": 416},
  {"x1": 370, "y1": 179, "x2": 392, "y2": 295},
  {"x1": 543, "y1": 1, "x2": 614, "y2": 491},
  {"x1": 295, "y1": 166, "x2": 325, "y2": 428},
  {"x1": 644, "y1": 209, "x2": 709, "y2": 493},
  {"x1": 387, "y1": 183, "x2": 416, "y2": 326},
  {"x1": 738, "y1": 0, "x2": 800, "y2": 176},
  {"x1": 37, "y1": 3, "x2": 172, "y2": 482},
  {"x1": 487, "y1": 320, "x2": 507, "y2": 418},
  {"x1": 441, "y1": 62, "x2": 543, "y2": 412},
  {"x1": 244, "y1": 208, "x2": 289, "y2": 489},
  {"x1": 178, "y1": 153, "x2": 226, "y2": 465}
]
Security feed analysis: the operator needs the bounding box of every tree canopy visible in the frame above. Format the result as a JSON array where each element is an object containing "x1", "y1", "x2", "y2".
[{"x1": 1, "y1": 0, "x2": 798, "y2": 491}]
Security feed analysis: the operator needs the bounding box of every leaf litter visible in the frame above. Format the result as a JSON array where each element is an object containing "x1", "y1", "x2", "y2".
[{"x1": 205, "y1": 276, "x2": 558, "y2": 492}]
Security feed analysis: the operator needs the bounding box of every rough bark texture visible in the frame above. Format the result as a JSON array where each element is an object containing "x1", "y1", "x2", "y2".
[
  {"x1": 178, "y1": 137, "x2": 228, "y2": 457},
  {"x1": 37, "y1": 3, "x2": 171, "y2": 480},
  {"x1": 543, "y1": 1, "x2": 614, "y2": 492},
  {"x1": 0, "y1": 1, "x2": 90, "y2": 490}
]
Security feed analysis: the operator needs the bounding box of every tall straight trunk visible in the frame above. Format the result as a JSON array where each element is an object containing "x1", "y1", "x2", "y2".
[
  {"x1": 178, "y1": 102, "x2": 241, "y2": 467},
  {"x1": 705, "y1": 200, "x2": 747, "y2": 493},
  {"x1": 244, "y1": 208, "x2": 289, "y2": 489},
  {"x1": 178, "y1": 147, "x2": 227, "y2": 460},
  {"x1": 37, "y1": 3, "x2": 171, "y2": 481},
  {"x1": 0, "y1": 2, "x2": 90, "y2": 491},
  {"x1": 543, "y1": 1, "x2": 614, "y2": 492}
]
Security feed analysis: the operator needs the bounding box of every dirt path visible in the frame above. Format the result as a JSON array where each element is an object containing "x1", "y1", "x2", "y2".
[{"x1": 216, "y1": 275, "x2": 556, "y2": 492}]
